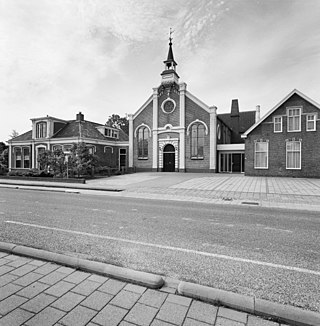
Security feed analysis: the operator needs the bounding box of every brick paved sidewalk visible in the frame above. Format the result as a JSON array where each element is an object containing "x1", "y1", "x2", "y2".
[{"x1": 0, "y1": 253, "x2": 289, "y2": 326}]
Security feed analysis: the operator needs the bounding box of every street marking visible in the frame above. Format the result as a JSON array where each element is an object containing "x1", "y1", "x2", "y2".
[
  {"x1": 264, "y1": 227, "x2": 293, "y2": 233},
  {"x1": 5, "y1": 220, "x2": 320, "y2": 277}
]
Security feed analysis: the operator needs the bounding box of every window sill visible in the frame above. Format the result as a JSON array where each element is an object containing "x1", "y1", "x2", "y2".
[
  {"x1": 191, "y1": 157, "x2": 204, "y2": 160},
  {"x1": 254, "y1": 167, "x2": 268, "y2": 169},
  {"x1": 138, "y1": 157, "x2": 148, "y2": 160}
]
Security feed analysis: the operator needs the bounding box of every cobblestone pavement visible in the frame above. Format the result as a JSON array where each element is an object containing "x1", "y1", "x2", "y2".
[
  {"x1": 0, "y1": 253, "x2": 290, "y2": 326},
  {"x1": 86, "y1": 173, "x2": 320, "y2": 211}
]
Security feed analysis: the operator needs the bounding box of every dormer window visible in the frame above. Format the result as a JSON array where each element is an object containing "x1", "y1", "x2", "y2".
[
  {"x1": 36, "y1": 121, "x2": 47, "y2": 138},
  {"x1": 104, "y1": 127, "x2": 119, "y2": 139}
]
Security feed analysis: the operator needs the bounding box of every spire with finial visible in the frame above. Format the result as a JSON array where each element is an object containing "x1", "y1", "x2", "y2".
[{"x1": 161, "y1": 28, "x2": 179, "y2": 84}]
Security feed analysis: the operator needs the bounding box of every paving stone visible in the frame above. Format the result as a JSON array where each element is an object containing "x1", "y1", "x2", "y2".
[
  {"x1": 55, "y1": 266, "x2": 75, "y2": 275},
  {"x1": 7, "y1": 258, "x2": 30, "y2": 268},
  {"x1": 34, "y1": 263, "x2": 60, "y2": 275},
  {"x1": 159, "y1": 286, "x2": 176, "y2": 294},
  {"x1": 21, "y1": 293, "x2": 57, "y2": 313},
  {"x1": 156, "y1": 301, "x2": 188, "y2": 325},
  {"x1": 38, "y1": 271, "x2": 67, "y2": 286},
  {"x1": 124, "y1": 283, "x2": 147, "y2": 294},
  {"x1": 187, "y1": 300, "x2": 218, "y2": 324},
  {"x1": 71, "y1": 279, "x2": 100, "y2": 296},
  {"x1": 63, "y1": 270, "x2": 90, "y2": 284},
  {"x1": 17, "y1": 281, "x2": 49, "y2": 299},
  {"x1": 0, "y1": 253, "x2": 8, "y2": 259},
  {"x1": 215, "y1": 317, "x2": 245, "y2": 326},
  {"x1": 218, "y1": 307, "x2": 247, "y2": 323},
  {"x1": 110, "y1": 290, "x2": 141, "y2": 310},
  {"x1": 119, "y1": 322, "x2": 137, "y2": 326},
  {"x1": 10, "y1": 264, "x2": 37, "y2": 276},
  {"x1": 166, "y1": 294, "x2": 192, "y2": 307},
  {"x1": 0, "y1": 283, "x2": 23, "y2": 300},
  {"x1": 59, "y1": 305, "x2": 97, "y2": 326},
  {"x1": 81, "y1": 291, "x2": 113, "y2": 311},
  {"x1": 0, "y1": 294, "x2": 27, "y2": 315},
  {"x1": 44, "y1": 280, "x2": 75, "y2": 297},
  {"x1": 138, "y1": 289, "x2": 168, "y2": 308},
  {"x1": 0, "y1": 258, "x2": 10, "y2": 266},
  {"x1": 92, "y1": 304, "x2": 128, "y2": 326},
  {"x1": 0, "y1": 265, "x2": 14, "y2": 276},
  {"x1": 0, "y1": 308, "x2": 34, "y2": 326},
  {"x1": 87, "y1": 274, "x2": 109, "y2": 284},
  {"x1": 0, "y1": 273, "x2": 18, "y2": 287},
  {"x1": 28, "y1": 259, "x2": 47, "y2": 266},
  {"x1": 151, "y1": 320, "x2": 177, "y2": 326},
  {"x1": 183, "y1": 318, "x2": 213, "y2": 326},
  {"x1": 1, "y1": 255, "x2": 20, "y2": 261},
  {"x1": 13, "y1": 272, "x2": 43, "y2": 286},
  {"x1": 247, "y1": 316, "x2": 280, "y2": 326},
  {"x1": 125, "y1": 303, "x2": 158, "y2": 326},
  {"x1": 50, "y1": 292, "x2": 85, "y2": 312},
  {"x1": 98, "y1": 279, "x2": 126, "y2": 295},
  {"x1": 25, "y1": 306, "x2": 65, "y2": 326}
]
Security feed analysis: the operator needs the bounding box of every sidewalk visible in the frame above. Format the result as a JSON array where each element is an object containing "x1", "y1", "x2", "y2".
[
  {"x1": 0, "y1": 250, "x2": 289, "y2": 326},
  {"x1": 1, "y1": 173, "x2": 320, "y2": 211}
]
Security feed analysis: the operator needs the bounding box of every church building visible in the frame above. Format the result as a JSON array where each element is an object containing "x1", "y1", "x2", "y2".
[{"x1": 128, "y1": 37, "x2": 257, "y2": 173}]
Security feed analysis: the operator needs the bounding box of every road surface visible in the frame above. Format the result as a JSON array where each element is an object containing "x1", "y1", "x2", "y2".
[{"x1": 0, "y1": 188, "x2": 319, "y2": 312}]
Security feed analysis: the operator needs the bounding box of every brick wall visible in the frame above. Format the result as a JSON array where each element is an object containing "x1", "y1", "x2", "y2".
[
  {"x1": 158, "y1": 92, "x2": 180, "y2": 128},
  {"x1": 245, "y1": 94, "x2": 320, "y2": 177},
  {"x1": 133, "y1": 100, "x2": 153, "y2": 170},
  {"x1": 185, "y1": 96, "x2": 211, "y2": 171}
]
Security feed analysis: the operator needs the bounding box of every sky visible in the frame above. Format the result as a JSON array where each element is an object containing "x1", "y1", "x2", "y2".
[{"x1": 1, "y1": 0, "x2": 320, "y2": 142}]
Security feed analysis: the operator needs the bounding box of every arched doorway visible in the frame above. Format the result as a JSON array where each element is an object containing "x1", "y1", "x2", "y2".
[{"x1": 163, "y1": 144, "x2": 175, "y2": 172}]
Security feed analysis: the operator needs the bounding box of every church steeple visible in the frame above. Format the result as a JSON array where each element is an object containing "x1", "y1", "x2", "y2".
[{"x1": 161, "y1": 29, "x2": 180, "y2": 84}]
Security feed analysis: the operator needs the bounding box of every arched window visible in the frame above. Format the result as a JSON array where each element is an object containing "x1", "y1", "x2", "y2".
[
  {"x1": 36, "y1": 122, "x2": 47, "y2": 138},
  {"x1": 191, "y1": 124, "x2": 204, "y2": 159},
  {"x1": 138, "y1": 127, "x2": 149, "y2": 159}
]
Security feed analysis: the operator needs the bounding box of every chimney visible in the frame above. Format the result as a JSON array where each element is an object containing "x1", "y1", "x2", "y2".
[
  {"x1": 76, "y1": 112, "x2": 84, "y2": 122},
  {"x1": 255, "y1": 105, "x2": 260, "y2": 122},
  {"x1": 230, "y1": 99, "x2": 239, "y2": 117}
]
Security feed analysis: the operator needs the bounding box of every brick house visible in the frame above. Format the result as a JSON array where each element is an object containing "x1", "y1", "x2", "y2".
[
  {"x1": 242, "y1": 89, "x2": 320, "y2": 177},
  {"x1": 8, "y1": 112, "x2": 129, "y2": 171},
  {"x1": 128, "y1": 38, "x2": 257, "y2": 173}
]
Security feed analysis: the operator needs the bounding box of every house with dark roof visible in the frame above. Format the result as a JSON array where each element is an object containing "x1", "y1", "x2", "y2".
[
  {"x1": 8, "y1": 112, "x2": 129, "y2": 171},
  {"x1": 127, "y1": 38, "x2": 258, "y2": 173},
  {"x1": 242, "y1": 89, "x2": 320, "y2": 177}
]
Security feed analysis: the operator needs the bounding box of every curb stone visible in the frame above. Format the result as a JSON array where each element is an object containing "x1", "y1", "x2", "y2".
[
  {"x1": 178, "y1": 281, "x2": 320, "y2": 326},
  {"x1": 0, "y1": 242, "x2": 319, "y2": 326},
  {"x1": 0, "y1": 242, "x2": 163, "y2": 289}
]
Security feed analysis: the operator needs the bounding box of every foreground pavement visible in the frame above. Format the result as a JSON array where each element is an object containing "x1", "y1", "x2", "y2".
[{"x1": 0, "y1": 246, "x2": 300, "y2": 326}]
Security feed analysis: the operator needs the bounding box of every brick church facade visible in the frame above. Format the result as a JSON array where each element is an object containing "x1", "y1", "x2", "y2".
[{"x1": 128, "y1": 38, "x2": 257, "y2": 173}]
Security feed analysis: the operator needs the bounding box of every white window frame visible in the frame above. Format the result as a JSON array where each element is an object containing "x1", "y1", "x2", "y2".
[
  {"x1": 254, "y1": 140, "x2": 269, "y2": 169},
  {"x1": 286, "y1": 140, "x2": 301, "y2": 170},
  {"x1": 273, "y1": 116, "x2": 282, "y2": 133},
  {"x1": 306, "y1": 114, "x2": 316, "y2": 131},
  {"x1": 287, "y1": 107, "x2": 301, "y2": 132}
]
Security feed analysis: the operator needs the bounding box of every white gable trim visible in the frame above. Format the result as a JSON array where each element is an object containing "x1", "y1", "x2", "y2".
[
  {"x1": 133, "y1": 95, "x2": 153, "y2": 119},
  {"x1": 185, "y1": 91, "x2": 211, "y2": 113},
  {"x1": 242, "y1": 89, "x2": 320, "y2": 138}
]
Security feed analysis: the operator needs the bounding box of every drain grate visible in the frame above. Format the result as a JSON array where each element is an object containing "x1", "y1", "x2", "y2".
[{"x1": 241, "y1": 201, "x2": 259, "y2": 206}]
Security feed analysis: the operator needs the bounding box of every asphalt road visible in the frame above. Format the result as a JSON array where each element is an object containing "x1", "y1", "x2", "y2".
[{"x1": 0, "y1": 187, "x2": 319, "y2": 312}]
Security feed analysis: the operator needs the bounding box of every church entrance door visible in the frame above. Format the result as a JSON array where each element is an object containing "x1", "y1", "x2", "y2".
[{"x1": 163, "y1": 144, "x2": 175, "y2": 172}]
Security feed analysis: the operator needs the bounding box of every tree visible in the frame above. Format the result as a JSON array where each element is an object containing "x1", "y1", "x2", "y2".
[
  {"x1": 0, "y1": 142, "x2": 8, "y2": 154},
  {"x1": 9, "y1": 130, "x2": 19, "y2": 139},
  {"x1": 69, "y1": 142, "x2": 98, "y2": 177},
  {"x1": 106, "y1": 114, "x2": 129, "y2": 135},
  {"x1": 0, "y1": 148, "x2": 8, "y2": 170}
]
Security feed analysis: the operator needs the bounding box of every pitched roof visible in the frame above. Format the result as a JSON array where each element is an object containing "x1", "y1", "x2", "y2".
[
  {"x1": 218, "y1": 110, "x2": 256, "y2": 133},
  {"x1": 8, "y1": 130, "x2": 32, "y2": 142},
  {"x1": 9, "y1": 120, "x2": 128, "y2": 143},
  {"x1": 242, "y1": 89, "x2": 320, "y2": 138}
]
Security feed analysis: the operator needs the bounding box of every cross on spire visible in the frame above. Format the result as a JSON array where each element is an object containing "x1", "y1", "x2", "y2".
[{"x1": 169, "y1": 28, "x2": 174, "y2": 43}]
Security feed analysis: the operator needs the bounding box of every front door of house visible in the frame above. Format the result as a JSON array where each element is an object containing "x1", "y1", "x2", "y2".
[{"x1": 163, "y1": 144, "x2": 175, "y2": 172}]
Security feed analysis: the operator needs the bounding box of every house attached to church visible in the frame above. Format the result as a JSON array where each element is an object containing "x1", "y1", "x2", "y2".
[{"x1": 128, "y1": 39, "x2": 258, "y2": 173}]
